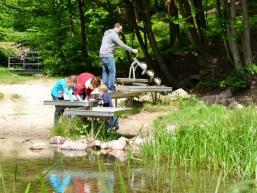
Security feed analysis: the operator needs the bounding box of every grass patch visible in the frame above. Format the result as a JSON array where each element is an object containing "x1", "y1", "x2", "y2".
[
  {"x1": 142, "y1": 97, "x2": 257, "y2": 179},
  {"x1": 142, "y1": 101, "x2": 175, "y2": 112},
  {"x1": 0, "y1": 93, "x2": 4, "y2": 100},
  {"x1": 10, "y1": 93, "x2": 22, "y2": 100},
  {"x1": 0, "y1": 67, "x2": 56, "y2": 84},
  {"x1": 0, "y1": 67, "x2": 32, "y2": 84}
]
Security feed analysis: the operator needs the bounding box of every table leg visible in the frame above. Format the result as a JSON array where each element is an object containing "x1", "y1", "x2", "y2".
[{"x1": 91, "y1": 119, "x2": 94, "y2": 137}]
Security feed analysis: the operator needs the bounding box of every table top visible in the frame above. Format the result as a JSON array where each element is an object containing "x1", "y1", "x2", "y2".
[
  {"x1": 43, "y1": 100, "x2": 98, "y2": 107},
  {"x1": 116, "y1": 85, "x2": 173, "y2": 92},
  {"x1": 116, "y1": 78, "x2": 149, "y2": 84}
]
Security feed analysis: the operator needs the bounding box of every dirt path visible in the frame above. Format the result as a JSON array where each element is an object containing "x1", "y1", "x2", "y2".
[
  {"x1": 0, "y1": 80, "x2": 55, "y2": 137},
  {"x1": 0, "y1": 81, "x2": 166, "y2": 138}
]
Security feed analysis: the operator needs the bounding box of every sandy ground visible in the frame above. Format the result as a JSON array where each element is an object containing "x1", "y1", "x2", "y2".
[{"x1": 0, "y1": 81, "x2": 166, "y2": 138}]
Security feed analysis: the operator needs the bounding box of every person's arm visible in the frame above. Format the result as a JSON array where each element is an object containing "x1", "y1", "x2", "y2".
[
  {"x1": 74, "y1": 86, "x2": 83, "y2": 101},
  {"x1": 62, "y1": 82, "x2": 74, "y2": 101},
  {"x1": 112, "y1": 33, "x2": 137, "y2": 53},
  {"x1": 75, "y1": 94, "x2": 82, "y2": 101}
]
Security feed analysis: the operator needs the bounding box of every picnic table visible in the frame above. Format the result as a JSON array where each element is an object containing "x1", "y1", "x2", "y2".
[
  {"x1": 64, "y1": 107, "x2": 131, "y2": 136},
  {"x1": 43, "y1": 100, "x2": 98, "y2": 108}
]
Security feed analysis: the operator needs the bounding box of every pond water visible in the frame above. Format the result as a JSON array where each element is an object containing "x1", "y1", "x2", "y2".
[{"x1": 0, "y1": 137, "x2": 236, "y2": 193}]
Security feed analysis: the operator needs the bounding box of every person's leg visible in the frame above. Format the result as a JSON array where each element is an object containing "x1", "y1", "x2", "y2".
[
  {"x1": 101, "y1": 57, "x2": 110, "y2": 89},
  {"x1": 107, "y1": 116, "x2": 119, "y2": 131},
  {"x1": 51, "y1": 94, "x2": 64, "y2": 124},
  {"x1": 108, "y1": 57, "x2": 116, "y2": 91}
]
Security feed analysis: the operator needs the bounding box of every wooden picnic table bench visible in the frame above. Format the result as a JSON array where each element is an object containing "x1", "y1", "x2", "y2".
[{"x1": 64, "y1": 107, "x2": 131, "y2": 136}]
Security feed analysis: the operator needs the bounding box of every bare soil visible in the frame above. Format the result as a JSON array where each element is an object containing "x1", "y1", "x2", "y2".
[{"x1": 0, "y1": 80, "x2": 166, "y2": 138}]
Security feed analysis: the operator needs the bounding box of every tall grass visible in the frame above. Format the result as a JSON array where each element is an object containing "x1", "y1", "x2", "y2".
[
  {"x1": 51, "y1": 116, "x2": 120, "y2": 141},
  {"x1": 142, "y1": 98, "x2": 257, "y2": 179}
]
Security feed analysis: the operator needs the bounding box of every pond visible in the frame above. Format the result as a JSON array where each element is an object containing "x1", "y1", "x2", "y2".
[{"x1": 0, "y1": 137, "x2": 236, "y2": 193}]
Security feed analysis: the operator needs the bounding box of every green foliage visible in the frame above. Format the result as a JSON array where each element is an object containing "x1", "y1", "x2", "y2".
[
  {"x1": 219, "y1": 69, "x2": 252, "y2": 91},
  {"x1": 0, "y1": 50, "x2": 8, "y2": 67},
  {"x1": 197, "y1": 65, "x2": 257, "y2": 91},
  {"x1": 196, "y1": 76, "x2": 221, "y2": 89}
]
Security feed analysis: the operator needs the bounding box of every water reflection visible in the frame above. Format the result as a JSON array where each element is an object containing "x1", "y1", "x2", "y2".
[
  {"x1": 49, "y1": 174, "x2": 71, "y2": 193},
  {"x1": 0, "y1": 137, "x2": 236, "y2": 193},
  {"x1": 48, "y1": 170, "x2": 114, "y2": 193}
]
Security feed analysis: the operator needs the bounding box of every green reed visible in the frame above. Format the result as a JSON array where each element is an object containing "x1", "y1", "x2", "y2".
[{"x1": 142, "y1": 97, "x2": 257, "y2": 180}]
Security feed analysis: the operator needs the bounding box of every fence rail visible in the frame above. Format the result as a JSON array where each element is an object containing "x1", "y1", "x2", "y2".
[{"x1": 8, "y1": 52, "x2": 43, "y2": 70}]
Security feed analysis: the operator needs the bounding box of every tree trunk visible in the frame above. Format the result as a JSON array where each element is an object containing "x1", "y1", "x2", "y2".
[
  {"x1": 192, "y1": 0, "x2": 207, "y2": 42},
  {"x1": 67, "y1": 0, "x2": 74, "y2": 37},
  {"x1": 229, "y1": 0, "x2": 242, "y2": 69},
  {"x1": 142, "y1": 0, "x2": 176, "y2": 85},
  {"x1": 215, "y1": 0, "x2": 233, "y2": 64},
  {"x1": 177, "y1": 0, "x2": 207, "y2": 60},
  {"x1": 77, "y1": 0, "x2": 89, "y2": 59},
  {"x1": 166, "y1": 0, "x2": 180, "y2": 45},
  {"x1": 241, "y1": 0, "x2": 252, "y2": 66},
  {"x1": 123, "y1": 0, "x2": 152, "y2": 66}
]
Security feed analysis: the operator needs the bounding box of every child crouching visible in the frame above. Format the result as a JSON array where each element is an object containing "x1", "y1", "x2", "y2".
[{"x1": 98, "y1": 84, "x2": 119, "y2": 131}]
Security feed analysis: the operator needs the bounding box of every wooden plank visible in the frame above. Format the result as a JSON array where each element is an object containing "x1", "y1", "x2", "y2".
[
  {"x1": 44, "y1": 100, "x2": 97, "y2": 107},
  {"x1": 116, "y1": 78, "x2": 149, "y2": 84},
  {"x1": 110, "y1": 91, "x2": 143, "y2": 99},
  {"x1": 91, "y1": 92, "x2": 143, "y2": 99},
  {"x1": 116, "y1": 85, "x2": 173, "y2": 92},
  {"x1": 64, "y1": 107, "x2": 131, "y2": 117}
]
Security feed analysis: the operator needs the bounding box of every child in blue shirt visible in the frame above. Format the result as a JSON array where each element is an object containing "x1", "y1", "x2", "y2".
[
  {"x1": 98, "y1": 84, "x2": 119, "y2": 131},
  {"x1": 51, "y1": 75, "x2": 77, "y2": 124}
]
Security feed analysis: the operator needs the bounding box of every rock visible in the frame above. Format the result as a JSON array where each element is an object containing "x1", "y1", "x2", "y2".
[
  {"x1": 125, "y1": 143, "x2": 140, "y2": 152},
  {"x1": 60, "y1": 150, "x2": 87, "y2": 157},
  {"x1": 219, "y1": 88, "x2": 233, "y2": 99},
  {"x1": 228, "y1": 101, "x2": 243, "y2": 109},
  {"x1": 201, "y1": 95, "x2": 235, "y2": 106},
  {"x1": 91, "y1": 140, "x2": 101, "y2": 149},
  {"x1": 140, "y1": 95, "x2": 152, "y2": 102},
  {"x1": 201, "y1": 95, "x2": 220, "y2": 104},
  {"x1": 129, "y1": 137, "x2": 144, "y2": 146},
  {"x1": 168, "y1": 89, "x2": 190, "y2": 100},
  {"x1": 100, "y1": 149, "x2": 111, "y2": 154},
  {"x1": 108, "y1": 150, "x2": 127, "y2": 162},
  {"x1": 33, "y1": 74, "x2": 44, "y2": 78},
  {"x1": 50, "y1": 136, "x2": 66, "y2": 145},
  {"x1": 60, "y1": 141, "x2": 87, "y2": 151},
  {"x1": 100, "y1": 142, "x2": 108, "y2": 149},
  {"x1": 29, "y1": 142, "x2": 47, "y2": 150},
  {"x1": 107, "y1": 138, "x2": 127, "y2": 150}
]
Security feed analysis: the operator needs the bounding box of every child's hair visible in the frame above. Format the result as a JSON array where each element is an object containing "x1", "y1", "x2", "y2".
[
  {"x1": 98, "y1": 84, "x2": 108, "y2": 93},
  {"x1": 67, "y1": 75, "x2": 77, "y2": 83},
  {"x1": 91, "y1": 76, "x2": 101, "y2": 88}
]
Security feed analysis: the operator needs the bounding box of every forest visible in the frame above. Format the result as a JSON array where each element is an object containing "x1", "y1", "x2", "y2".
[{"x1": 0, "y1": 0, "x2": 257, "y2": 89}]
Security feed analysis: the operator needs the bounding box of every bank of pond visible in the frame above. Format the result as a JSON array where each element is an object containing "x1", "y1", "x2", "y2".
[{"x1": 1, "y1": 97, "x2": 257, "y2": 192}]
